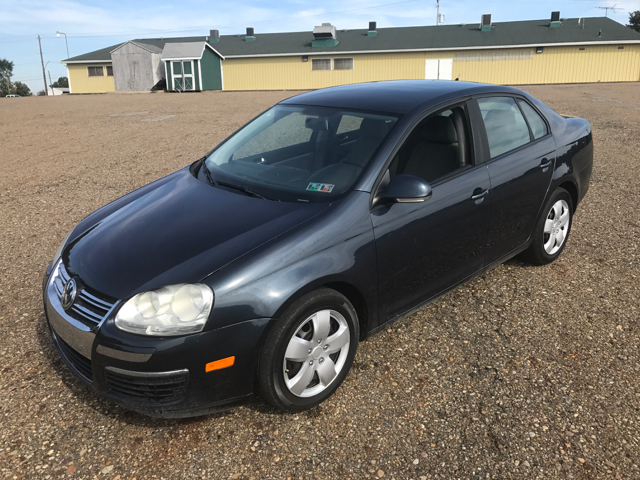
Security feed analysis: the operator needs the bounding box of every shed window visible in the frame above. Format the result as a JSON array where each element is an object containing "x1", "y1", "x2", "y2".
[
  {"x1": 333, "y1": 58, "x2": 354, "y2": 70},
  {"x1": 87, "y1": 66, "x2": 104, "y2": 77},
  {"x1": 311, "y1": 59, "x2": 331, "y2": 71},
  {"x1": 106, "y1": 66, "x2": 113, "y2": 76}
]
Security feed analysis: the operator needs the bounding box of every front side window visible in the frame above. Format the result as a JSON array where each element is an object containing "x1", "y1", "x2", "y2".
[
  {"x1": 87, "y1": 66, "x2": 104, "y2": 77},
  {"x1": 204, "y1": 105, "x2": 399, "y2": 202},
  {"x1": 478, "y1": 97, "x2": 531, "y2": 158},
  {"x1": 388, "y1": 104, "x2": 471, "y2": 184}
]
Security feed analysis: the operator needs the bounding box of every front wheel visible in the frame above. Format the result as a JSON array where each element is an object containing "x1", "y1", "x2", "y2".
[
  {"x1": 258, "y1": 288, "x2": 359, "y2": 412},
  {"x1": 522, "y1": 187, "x2": 573, "y2": 265}
]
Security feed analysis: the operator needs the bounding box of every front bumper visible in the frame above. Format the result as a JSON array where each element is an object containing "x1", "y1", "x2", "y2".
[{"x1": 43, "y1": 264, "x2": 271, "y2": 418}]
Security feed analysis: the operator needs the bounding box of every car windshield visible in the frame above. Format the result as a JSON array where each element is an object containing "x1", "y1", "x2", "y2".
[{"x1": 204, "y1": 105, "x2": 399, "y2": 202}]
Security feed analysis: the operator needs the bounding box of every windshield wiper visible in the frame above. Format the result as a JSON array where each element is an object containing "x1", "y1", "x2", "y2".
[
  {"x1": 217, "y1": 181, "x2": 279, "y2": 201},
  {"x1": 198, "y1": 157, "x2": 216, "y2": 186}
]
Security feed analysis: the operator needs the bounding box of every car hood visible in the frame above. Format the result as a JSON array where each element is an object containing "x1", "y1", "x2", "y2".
[{"x1": 64, "y1": 169, "x2": 329, "y2": 300}]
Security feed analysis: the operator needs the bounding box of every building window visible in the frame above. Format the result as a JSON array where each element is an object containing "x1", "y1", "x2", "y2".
[
  {"x1": 311, "y1": 59, "x2": 331, "y2": 71},
  {"x1": 88, "y1": 66, "x2": 104, "y2": 77},
  {"x1": 333, "y1": 58, "x2": 354, "y2": 70},
  {"x1": 106, "y1": 66, "x2": 113, "y2": 76}
]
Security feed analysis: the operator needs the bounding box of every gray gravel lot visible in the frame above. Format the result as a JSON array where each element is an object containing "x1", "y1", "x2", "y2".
[{"x1": 0, "y1": 83, "x2": 639, "y2": 480}]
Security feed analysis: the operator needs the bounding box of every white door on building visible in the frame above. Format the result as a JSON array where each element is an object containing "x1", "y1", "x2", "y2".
[{"x1": 425, "y1": 59, "x2": 453, "y2": 80}]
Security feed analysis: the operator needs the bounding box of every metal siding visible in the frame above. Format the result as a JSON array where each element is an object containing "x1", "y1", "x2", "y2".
[
  {"x1": 452, "y1": 45, "x2": 640, "y2": 84},
  {"x1": 67, "y1": 64, "x2": 115, "y2": 93},
  {"x1": 224, "y1": 52, "x2": 436, "y2": 91},
  {"x1": 222, "y1": 45, "x2": 640, "y2": 90}
]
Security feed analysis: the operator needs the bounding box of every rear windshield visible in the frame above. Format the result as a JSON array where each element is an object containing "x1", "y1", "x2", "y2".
[{"x1": 204, "y1": 105, "x2": 399, "y2": 202}]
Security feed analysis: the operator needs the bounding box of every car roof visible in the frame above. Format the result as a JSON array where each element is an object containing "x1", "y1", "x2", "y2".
[{"x1": 279, "y1": 80, "x2": 522, "y2": 115}]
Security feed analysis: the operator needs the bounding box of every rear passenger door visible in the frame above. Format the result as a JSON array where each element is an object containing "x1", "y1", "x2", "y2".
[{"x1": 473, "y1": 96, "x2": 556, "y2": 265}]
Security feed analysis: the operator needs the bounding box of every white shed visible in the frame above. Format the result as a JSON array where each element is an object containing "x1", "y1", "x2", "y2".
[{"x1": 111, "y1": 41, "x2": 164, "y2": 91}]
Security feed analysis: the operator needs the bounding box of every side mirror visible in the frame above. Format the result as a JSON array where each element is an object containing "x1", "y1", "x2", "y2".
[{"x1": 382, "y1": 174, "x2": 432, "y2": 203}]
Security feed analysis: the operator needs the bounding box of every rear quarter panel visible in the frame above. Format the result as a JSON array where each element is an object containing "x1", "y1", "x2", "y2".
[{"x1": 527, "y1": 94, "x2": 593, "y2": 207}]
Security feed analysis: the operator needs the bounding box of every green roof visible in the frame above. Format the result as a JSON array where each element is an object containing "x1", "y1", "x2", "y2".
[{"x1": 63, "y1": 16, "x2": 640, "y2": 63}]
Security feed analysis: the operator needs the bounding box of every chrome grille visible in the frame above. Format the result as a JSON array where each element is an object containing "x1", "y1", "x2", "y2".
[{"x1": 52, "y1": 262, "x2": 116, "y2": 328}]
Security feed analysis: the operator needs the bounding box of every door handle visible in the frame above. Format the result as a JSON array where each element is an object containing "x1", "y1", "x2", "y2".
[
  {"x1": 540, "y1": 158, "x2": 552, "y2": 169},
  {"x1": 471, "y1": 188, "x2": 488, "y2": 201}
]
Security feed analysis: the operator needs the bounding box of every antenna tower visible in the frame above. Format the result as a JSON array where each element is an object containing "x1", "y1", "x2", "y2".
[{"x1": 597, "y1": 4, "x2": 622, "y2": 17}]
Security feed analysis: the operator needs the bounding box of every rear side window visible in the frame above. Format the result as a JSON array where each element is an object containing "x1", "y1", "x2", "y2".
[
  {"x1": 517, "y1": 99, "x2": 548, "y2": 140},
  {"x1": 478, "y1": 97, "x2": 531, "y2": 158},
  {"x1": 336, "y1": 115, "x2": 363, "y2": 134}
]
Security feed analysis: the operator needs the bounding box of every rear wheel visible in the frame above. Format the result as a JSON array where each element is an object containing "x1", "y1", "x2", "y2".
[
  {"x1": 522, "y1": 187, "x2": 573, "y2": 265},
  {"x1": 258, "y1": 289, "x2": 359, "y2": 412}
]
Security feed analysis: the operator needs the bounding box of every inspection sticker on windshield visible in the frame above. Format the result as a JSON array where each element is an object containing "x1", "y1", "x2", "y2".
[{"x1": 306, "y1": 183, "x2": 335, "y2": 193}]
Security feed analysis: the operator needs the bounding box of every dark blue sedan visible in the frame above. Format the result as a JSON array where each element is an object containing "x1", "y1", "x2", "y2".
[{"x1": 43, "y1": 80, "x2": 593, "y2": 417}]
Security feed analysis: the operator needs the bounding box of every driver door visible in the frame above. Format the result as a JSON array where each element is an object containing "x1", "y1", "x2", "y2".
[{"x1": 371, "y1": 103, "x2": 491, "y2": 321}]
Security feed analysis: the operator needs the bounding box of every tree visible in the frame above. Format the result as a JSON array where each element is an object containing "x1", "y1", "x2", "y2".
[
  {"x1": 0, "y1": 58, "x2": 14, "y2": 97},
  {"x1": 13, "y1": 81, "x2": 32, "y2": 96},
  {"x1": 51, "y1": 76, "x2": 69, "y2": 88},
  {"x1": 629, "y1": 11, "x2": 640, "y2": 32},
  {"x1": 37, "y1": 90, "x2": 46, "y2": 96}
]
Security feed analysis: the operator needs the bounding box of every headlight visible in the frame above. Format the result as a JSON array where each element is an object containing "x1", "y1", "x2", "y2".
[{"x1": 115, "y1": 284, "x2": 214, "y2": 336}]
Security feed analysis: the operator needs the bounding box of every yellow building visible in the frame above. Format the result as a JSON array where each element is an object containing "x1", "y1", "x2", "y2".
[
  {"x1": 62, "y1": 44, "x2": 118, "y2": 93},
  {"x1": 63, "y1": 15, "x2": 640, "y2": 94}
]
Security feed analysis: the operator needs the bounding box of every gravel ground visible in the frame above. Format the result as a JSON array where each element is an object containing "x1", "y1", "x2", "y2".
[{"x1": 0, "y1": 83, "x2": 638, "y2": 480}]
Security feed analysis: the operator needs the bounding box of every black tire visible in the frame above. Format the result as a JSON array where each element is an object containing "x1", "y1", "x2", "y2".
[
  {"x1": 258, "y1": 288, "x2": 359, "y2": 412},
  {"x1": 521, "y1": 187, "x2": 573, "y2": 265}
]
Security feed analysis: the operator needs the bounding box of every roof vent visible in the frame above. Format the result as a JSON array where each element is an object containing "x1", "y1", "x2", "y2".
[
  {"x1": 313, "y1": 23, "x2": 336, "y2": 39},
  {"x1": 368, "y1": 21, "x2": 378, "y2": 36},
  {"x1": 550, "y1": 11, "x2": 561, "y2": 28},
  {"x1": 480, "y1": 14, "x2": 492, "y2": 32},
  {"x1": 312, "y1": 23, "x2": 339, "y2": 47},
  {"x1": 209, "y1": 29, "x2": 220, "y2": 43},
  {"x1": 245, "y1": 27, "x2": 255, "y2": 42}
]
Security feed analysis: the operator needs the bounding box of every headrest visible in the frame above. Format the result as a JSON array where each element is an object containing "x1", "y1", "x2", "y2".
[
  {"x1": 305, "y1": 116, "x2": 328, "y2": 131},
  {"x1": 484, "y1": 109, "x2": 516, "y2": 129},
  {"x1": 420, "y1": 116, "x2": 457, "y2": 144},
  {"x1": 359, "y1": 118, "x2": 389, "y2": 139}
]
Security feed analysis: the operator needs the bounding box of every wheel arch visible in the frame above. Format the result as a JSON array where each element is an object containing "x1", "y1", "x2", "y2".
[
  {"x1": 272, "y1": 280, "x2": 371, "y2": 341},
  {"x1": 558, "y1": 180, "x2": 578, "y2": 212}
]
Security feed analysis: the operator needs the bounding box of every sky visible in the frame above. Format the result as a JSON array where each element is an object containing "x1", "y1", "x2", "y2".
[{"x1": 0, "y1": 0, "x2": 638, "y2": 94}]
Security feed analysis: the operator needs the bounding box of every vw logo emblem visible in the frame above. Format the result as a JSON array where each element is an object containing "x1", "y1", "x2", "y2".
[{"x1": 61, "y1": 278, "x2": 78, "y2": 310}]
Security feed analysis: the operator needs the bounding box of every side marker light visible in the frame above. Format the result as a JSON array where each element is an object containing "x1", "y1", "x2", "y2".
[{"x1": 206, "y1": 356, "x2": 235, "y2": 372}]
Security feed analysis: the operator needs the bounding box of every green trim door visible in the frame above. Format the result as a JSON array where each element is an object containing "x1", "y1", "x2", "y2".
[{"x1": 170, "y1": 60, "x2": 195, "y2": 91}]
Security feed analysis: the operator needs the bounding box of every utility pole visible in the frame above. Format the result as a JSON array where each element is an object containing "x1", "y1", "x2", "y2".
[
  {"x1": 48, "y1": 71, "x2": 53, "y2": 93},
  {"x1": 436, "y1": 0, "x2": 440, "y2": 25},
  {"x1": 38, "y1": 35, "x2": 48, "y2": 96}
]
